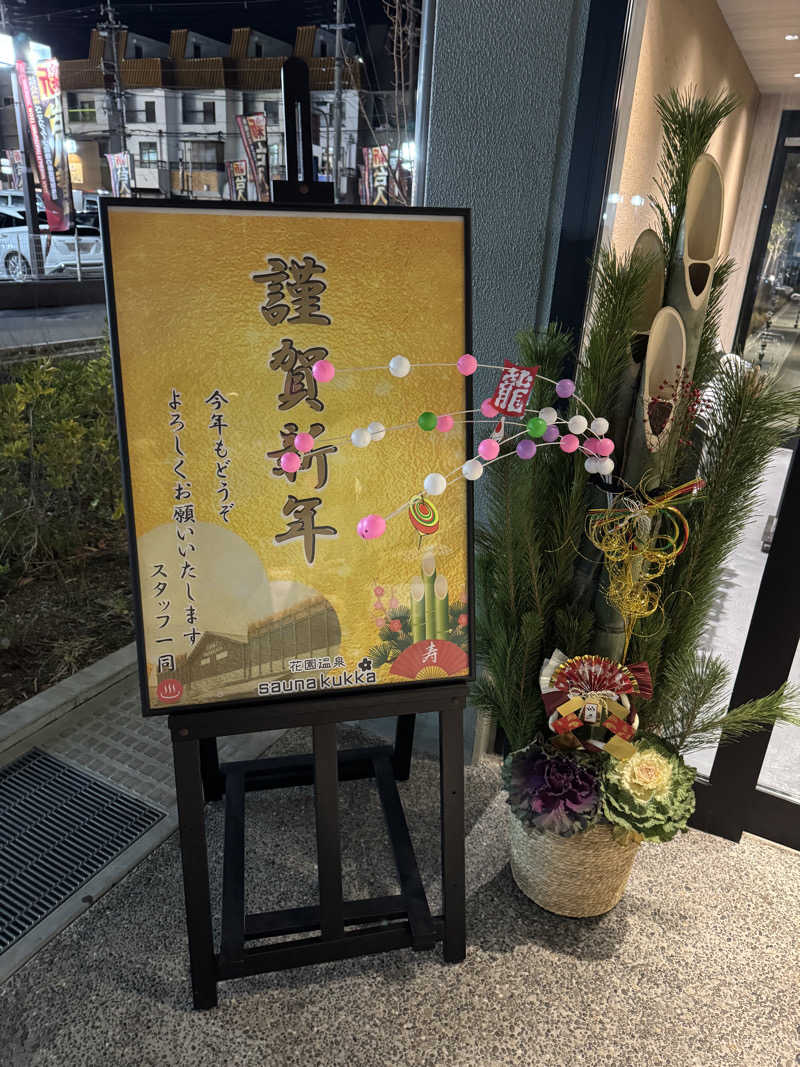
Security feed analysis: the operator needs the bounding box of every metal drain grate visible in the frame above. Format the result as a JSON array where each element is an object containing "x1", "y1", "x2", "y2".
[{"x1": 0, "y1": 748, "x2": 164, "y2": 953}]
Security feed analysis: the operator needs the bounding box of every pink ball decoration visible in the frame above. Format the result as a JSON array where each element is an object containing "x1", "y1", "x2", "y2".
[
  {"x1": 555, "y1": 378, "x2": 575, "y2": 399},
  {"x1": 516, "y1": 439, "x2": 536, "y2": 460},
  {"x1": 583, "y1": 437, "x2": 601, "y2": 454},
  {"x1": 480, "y1": 398, "x2": 498, "y2": 418},
  {"x1": 280, "y1": 452, "x2": 302, "y2": 473},
  {"x1": 559, "y1": 434, "x2": 580, "y2": 454},
  {"x1": 596, "y1": 437, "x2": 615, "y2": 457},
  {"x1": 457, "y1": 353, "x2": 478, "y2": 376},
  {"x1": 294, "y1": 432, "x2": 315, "y2": 453},
  {"x1": 437, "y1": 414, "x2": 454, "y2": 432},
  {"x1": 542, "y1": 425, "x2": 560, "y2": 443},
  {"x1": 312, "y1": 360, "x2": 336, "y2": 383},
  {"x1": 478, "y1": 438, "x2": 500, "y2": 460},
  {"x1": 357, "y1": 514, "x2": 386, "y2": 540}
]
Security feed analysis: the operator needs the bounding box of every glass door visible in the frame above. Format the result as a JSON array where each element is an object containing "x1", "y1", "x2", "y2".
[{"x1": 691, "y1": 112, "x2": 800, "y2": 848}]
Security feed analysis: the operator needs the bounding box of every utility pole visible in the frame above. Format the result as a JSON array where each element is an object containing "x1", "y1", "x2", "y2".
[
  {"x1": 331, "y1": 0, "x2": 344, "y2": 203},
  {"x1": 97, "y1": 1, "x2": 127, "y2": 154}
]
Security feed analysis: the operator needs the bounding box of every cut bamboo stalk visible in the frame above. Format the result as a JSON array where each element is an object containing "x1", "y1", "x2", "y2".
[
  {"x1": 609, "y1": 228, "x2": 666, "y2": 472},
  {"x1": 665, "y1": 152, "x2": 724, "y2": 382},
  {"x1": 410, "y1": 575, "x2": 425, "y2": 644},
  {"x1": 421, "y1": 551, "x2": 436, "y2": 640},
  {"x1": 434, "y1": 574, "x2": 449, "y2": 639},
  {"x1": 621, "y1": 306, "x2": 687, "y2": 490}
]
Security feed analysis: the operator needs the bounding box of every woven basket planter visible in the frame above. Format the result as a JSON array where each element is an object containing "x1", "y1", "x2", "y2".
[{"x1": 509, "y1": 812, "x2": 640, "y2": 917}]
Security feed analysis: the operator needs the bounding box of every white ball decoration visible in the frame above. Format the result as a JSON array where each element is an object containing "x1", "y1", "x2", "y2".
[
  {"x1": 540, "y1": 406, "x2": 558, "y2": 425},
  {"x1": 423, "y1": 472, "x2": 447, "y2": 496},
  {"x1": 590, "y1": 417, "x2": 609, "y2": 436},
  {"x1": 462, "y1": 459, "x2": 484, "y2": 481},
  {"x1": 388, "y1": 355, "x2": 411, "y2": 377},
  {"x1": 367, "y1": 420, "x2": 386, "y2": 442},
  {"x1": 568, "y1": 414, "x2": 588, "y2": 435},
  {"x1": 351, "y1": 427, "x2": 371, "y2": 448},
  {"x1": 598, "y1": 457, "x2": 615, "y2": 475},
  {"x1": 584, "y1": 456, "x2": 601, "y2": 474}
]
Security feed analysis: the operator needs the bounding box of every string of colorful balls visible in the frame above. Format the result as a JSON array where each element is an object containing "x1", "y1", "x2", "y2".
[{"x1": 272, "y1": 353, "x2": 615, "y2": 541}]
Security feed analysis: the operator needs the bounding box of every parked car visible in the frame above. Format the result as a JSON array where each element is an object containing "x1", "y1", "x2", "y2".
[
  {"x1": 0, "y1": 208, "x2": 103, "y2": 280},
  {"x1": 0, "y1": 189, "x2": 45, "y2": 213}
]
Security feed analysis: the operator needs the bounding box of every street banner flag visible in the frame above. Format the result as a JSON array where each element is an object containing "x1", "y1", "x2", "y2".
[
  {"x1": 4, "y1": 149, "x2": 24, "y2": 190},
  {"x1": 226, "y1": 159, "x2": 249, "y2": 201},
  {"x1": 16, "y1": 57, "x2": 73, "y2": 232},
  {"x1": 106, "y1": 152, "x2": 134, "y2": 197},
  {"x1": 236, "y1": 114, "x2": 270, "y2": 202}
]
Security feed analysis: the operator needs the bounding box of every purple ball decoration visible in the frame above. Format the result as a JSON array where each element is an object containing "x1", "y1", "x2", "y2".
[
  {"x1": 559, "y1": 433, "x2": 579, "y2": 454},
  {"x1": 516, "y1": 439, "x2": 536, "y2": 460},
  {"x1": 555, "y1": 378, "x2": 575, "y2": 399},
  {"x1": 542, "y1": 424, "x2": 560, "y2": 443}
]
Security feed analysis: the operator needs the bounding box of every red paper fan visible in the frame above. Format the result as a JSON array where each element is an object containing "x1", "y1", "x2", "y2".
[
  {"x1": 551, "y1": 655, "x2": 652, "y2": 700},
  {"x1": 389, "y1": 639, "x2": 468, "y2": 680}
]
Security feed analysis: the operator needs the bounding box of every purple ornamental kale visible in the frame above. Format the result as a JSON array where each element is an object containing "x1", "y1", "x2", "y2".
[{"x1": 502, "y1": 741, "x2": 601, "y2": 836}]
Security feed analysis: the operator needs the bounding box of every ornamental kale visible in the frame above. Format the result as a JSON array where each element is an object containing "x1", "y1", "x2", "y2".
[
  {"x1": 602, "y1": 734, "x2": 696, "y2": 842},
  {"x1": 502, "y1": 740, "x2": 601, "y2": 836}
]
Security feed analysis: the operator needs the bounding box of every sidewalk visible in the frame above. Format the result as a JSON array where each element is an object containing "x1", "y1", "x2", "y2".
[
  {"x1": 1, "y1": 724, "x2": 799, "y2": 1067},
  {"x1": 0, "y1": 657, "x2": 280, "y2": 981}
]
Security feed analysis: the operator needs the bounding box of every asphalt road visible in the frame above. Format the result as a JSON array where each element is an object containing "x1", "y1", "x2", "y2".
[{"x1": 0, "y1": 302, "x2": 106, "y2": 349}]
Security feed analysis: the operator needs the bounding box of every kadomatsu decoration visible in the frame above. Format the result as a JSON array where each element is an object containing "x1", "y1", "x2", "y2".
[{"x1": 472, "y1": 87, "x2": 800, "y2": 918}]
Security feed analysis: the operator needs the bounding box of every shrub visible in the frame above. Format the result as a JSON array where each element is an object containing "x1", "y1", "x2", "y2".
[{"x1": 0, "y1": 350, "x2": 123, "y2": 582}]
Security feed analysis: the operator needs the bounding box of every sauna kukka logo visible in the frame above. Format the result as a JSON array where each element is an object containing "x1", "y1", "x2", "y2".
[{"x1": 257, "y1": 668, "x2": 377, "y2": 696}]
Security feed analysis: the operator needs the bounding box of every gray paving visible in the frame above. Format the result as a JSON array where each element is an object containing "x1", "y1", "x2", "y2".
[
  {"x1": 0, "y1": 672, "x2": 281, "y2": 981},
  {"x1": 0, "y1": 303, "x2": 106, "y2": 348},
  {"x1": 1, "y1": 726, "x2": 798, "y2": 1067}
]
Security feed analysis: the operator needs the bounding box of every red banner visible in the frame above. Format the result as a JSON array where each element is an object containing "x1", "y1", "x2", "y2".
[
  {"x1": 15, "y1": 58, "x2": 73, "y2": 232},
  {"x1": 225, "y1": 159, "x2": 249, "y2": 201},
  {"x1": 106, "y1": 152, "x2": 134, "y2": 197},
  {"x1": 236, "y1": 114, "x2": 270, "y2": 202}
]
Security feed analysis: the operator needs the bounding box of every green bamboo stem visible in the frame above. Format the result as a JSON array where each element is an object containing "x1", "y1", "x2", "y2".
[
  {"x1": 434, "y1": 574, "x2": 449, "y2": 639},
  {"x1": 410, "y1": 575, "x2": 425, "y2": 644},
  {"x1": 422, "y1": 550, "x2": 436, "y2": 639}
]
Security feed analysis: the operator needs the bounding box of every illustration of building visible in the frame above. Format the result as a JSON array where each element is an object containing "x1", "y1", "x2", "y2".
[{"x1": 168, "y1": 594, "x2": 341, "y2": 700}]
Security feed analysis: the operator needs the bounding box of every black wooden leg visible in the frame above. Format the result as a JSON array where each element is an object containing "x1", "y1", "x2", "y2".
[
  {"x1": 313, "y1": 722, "x2": 344, "y2": 938},
  {"x1": 172, "y1": 736, "x2": 218, "y2": 1009},
  {"x1": 392, "y1": 714, "x2": 416, "y2": 781},
  {"x1": 199, "y1": 737, "x2": 224, "y2": 802},
  {"x1": 439, "y1": 700, "x2": 465, "y2": 963}
]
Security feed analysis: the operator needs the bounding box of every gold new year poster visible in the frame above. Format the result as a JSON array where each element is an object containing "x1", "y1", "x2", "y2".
[{"x1": 104, "y1": 203, "x2": 472, "y2": 714}]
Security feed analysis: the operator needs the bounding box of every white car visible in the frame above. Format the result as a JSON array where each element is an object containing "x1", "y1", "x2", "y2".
[{"x1": 0, "y1": 207, "x2": 103, "y2": 280}]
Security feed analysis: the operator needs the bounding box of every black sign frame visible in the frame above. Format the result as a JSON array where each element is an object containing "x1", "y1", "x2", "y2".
[{"x1": 101, "y1": 197, "x2": 475, "y2": 720}]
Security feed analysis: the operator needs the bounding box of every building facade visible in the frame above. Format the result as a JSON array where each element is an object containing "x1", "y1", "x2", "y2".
[{"x1": 1, "y1": 24, "x2": 362, "y2": 204}]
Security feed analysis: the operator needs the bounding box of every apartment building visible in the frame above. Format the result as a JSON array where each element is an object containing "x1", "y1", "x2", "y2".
[{"x1": 21, "y1": 24, "x2": 361, "y2": 202}]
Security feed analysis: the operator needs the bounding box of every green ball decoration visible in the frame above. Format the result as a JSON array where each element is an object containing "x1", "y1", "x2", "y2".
[
  {"x1": 418, "y1": 411, "x2": 438, "y2": 431},
  {"x1": 526, "y1": 416, "x2": 547, "y2": 438}
]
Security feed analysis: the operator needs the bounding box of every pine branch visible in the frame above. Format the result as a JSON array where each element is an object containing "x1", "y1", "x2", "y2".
[
  {"x1": 658, "y1": 650, "x2": 800, "y2": 753},
  {"x1": 579, "y1": 245, "x2": 657, "y2": 415},
  {"x1": 650, "y1": 87, "x2": 739, "y2": 266},
  {"x1": 638, "y1": 363, "x2": 800, "y2": 727}
]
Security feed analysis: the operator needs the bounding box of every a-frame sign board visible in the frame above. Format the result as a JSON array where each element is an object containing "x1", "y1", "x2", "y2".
[{"x1": 101, "y1": 61, "x2": 472, "y2": 1008}]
